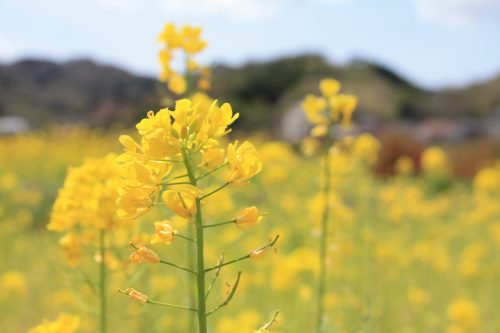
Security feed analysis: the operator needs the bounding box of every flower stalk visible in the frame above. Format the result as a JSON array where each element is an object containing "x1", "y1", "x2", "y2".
[
  {"x1": 316, "y1": 135, "x2": 332, "y2": 333},
  {"x1": 183, "y1": 148, "x2": 209, "y2": 333},
  {"x1": 99, "y1": 229, "x2": 107, "y2": 333},
  {"x1": 301, "y1": 78, "x2": 358, "y2": 333}
]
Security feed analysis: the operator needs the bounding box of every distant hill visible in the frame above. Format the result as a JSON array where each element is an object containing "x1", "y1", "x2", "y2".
[
  {"x1": 1, "y1": 55, "x2": 499, "y2": 135},
  {"x1": 0, "y1": 59, "x2": 161, "y2": 127}
]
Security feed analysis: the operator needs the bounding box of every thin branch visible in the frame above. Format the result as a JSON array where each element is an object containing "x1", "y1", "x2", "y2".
[
  {"x1": 204, "y1": 235, "x2": 280, "y2": 273},
  {"x1": 203, "y1": 219, "x2": 236, "y2": 229},
  {"x1": 118, "y1": 289, "x2": 197, "y2": 312},
  {"x1": 147, "y1": 299, "x2": 198, "y2": 312},
  {"x1": 160, "y1": 259, "x2": 197, "y2": 275},
  {"x1": 163, "y1": 173, "x2": 189, "y2": 181},
  {"x1": 200, "y1": 182, "x2": 231, "y2": 200},
  {"x1": 78, "y1": 268, "x2": 97, "y2": 295},
  {"x1": 206, "y1": 271, "x2": 242, "y2": 316},
  {"x1": 177, "y1": 192, "x2": 191, "y2": 217},
  {"x1": 196, "y1": 162, "x2": 228, "y2": 181},
  {"x1": 259, "y1": 311, "x2": 280, "y2": 330},
  {"x1": 152, "y1": 159, "x2": 183, "y2": 163},
  {"x1": 175, "y1": 232, "x2": 196, "y2": 243},
  {"x1": 205, "y1": 252, "x2": 225, "y2": 300},
  {"x1": 161, "y1": 181, "x2": 192, "y2": 186}
]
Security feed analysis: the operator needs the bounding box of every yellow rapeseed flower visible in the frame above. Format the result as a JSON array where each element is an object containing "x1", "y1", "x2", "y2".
[
  {"x1": 162, "y1": 185, "x2": 201, "y2": 218},
  {"x1": 302, "y1": 94, "x2": 327, "y2": 125},
  {"x1": 151, "y1": 221, "x2": 176, "y2": 244},
  {"x1": 226, "y1": 141, "x2": 262, "y2": 184},
  {"x1": 28, "y1": 314, "x2": 80, "y2": 333},
  {"x1": 168, "y1": 74, "x2": 187, "y2": 95},
  {"x1": 319, "y1": 78, "x2": 341, "y2": 97},
  {"x1": 447, "y1": 299, "x2": 480, "y2": 330},
  {"x1": 236, "y1": 206, "x2": 263, "y2": 229},
  {"x1": 202, "y1": 148, "x2": 225, "y2": 169},
  {"x1": 421, "y1": 146, "x2": 450, "y2": 176}
]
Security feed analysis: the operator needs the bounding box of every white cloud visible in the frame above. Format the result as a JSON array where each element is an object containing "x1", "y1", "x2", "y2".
[
  {"x1": 96, "y1": 0, "x2": 141, "y2": 13},
  {"x1": 159, "y1": 0, "x2": 285, "y2": 21},
  {"x1": 317, "y1": 0, "x2": 355, "y2": 5},
  {"x1": 416, "y1": 0, "x2": 500, "y2": 27}
]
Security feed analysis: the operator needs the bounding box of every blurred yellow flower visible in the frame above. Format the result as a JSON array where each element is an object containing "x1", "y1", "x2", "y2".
[
  {"x1": 395, "y1": 155, "x2": 415, "y2": 175},
  {"x1": 0, "y1": 271, "x2": 27, "y2": 296},
  {"x1": 302, "y1": 94, "x2": 327, "y2": 125},
  {"x1": 168, "y1": 74, "x2": 187, "y2": 95},
  {"x1": 129, "y1": 243, "x2": 161, "y2": 264},
  {"x1": 28, "y1": 314, "x2": 79, "y2": 333},
  {"x1": 319, "y1": 78, "x2": 341, "y2": 97},
  {"x1": 421, "y1": 146, "x2": 450, "y2": 176},
  {"x1": 447, "y1": 299, "x2": 480, "y2": 330},
  {"x1": 236, "y1": 206, "x2": 263, "y2": 229},
  {"x1": 150, "y1": 221, "x2": 176, "y2": 244}
]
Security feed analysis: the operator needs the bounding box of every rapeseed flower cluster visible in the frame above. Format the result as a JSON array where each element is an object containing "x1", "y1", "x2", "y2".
[
  {"x1": 116, "y1": 80, "x2": 275, "y2": 332},
  {"x1": 158, "y1": 23, "x2": 210, "y2": 95},
  {"x1": 47, "y1": 153, "x2": 135, "y2": 333},
  {"x1": 302, "y1": 78, "x2": 357, "y2": 141},
  {"x1": 48, "y1": 154, "x2": 128, "y2": 266}
]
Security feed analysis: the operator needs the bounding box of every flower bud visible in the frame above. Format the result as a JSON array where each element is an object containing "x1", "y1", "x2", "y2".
[
  {"x1": 129, "y1": 243, "x2": 160, "y2": 264},
  {"x1": 123, "y1": 288, "x2": 148, "y2": 304},
  {"x1": 236, "y1": 206, "x2": 262, "y2": 229},
  {"x1": 250, "y1": 248, "x2": 267, "y2": 261}
]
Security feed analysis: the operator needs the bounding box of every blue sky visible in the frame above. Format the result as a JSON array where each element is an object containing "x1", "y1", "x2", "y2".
[{"x1": 0, "y1": 0, "x2": 499, "y2": 89}]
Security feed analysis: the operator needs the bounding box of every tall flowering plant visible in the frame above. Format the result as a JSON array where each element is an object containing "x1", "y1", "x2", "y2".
[
  {"x1": 116, "y1": 94, "x2": 278, "y2": 332},
  {"x1": 157, "y1": 23, "x2": 211, "y2": 95},
  {"x1": 48, "y1": 154, "x2": 132, "y2": 333},
  {"x1": 302, "y1": 79, "x2": 358, "y2": 333}
]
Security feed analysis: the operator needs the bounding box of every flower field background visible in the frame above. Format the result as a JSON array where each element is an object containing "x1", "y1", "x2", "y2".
[
  {"x1": 1, "y1": 8, "x2": 500, "y2": 332},
  {"x1": 0, "y1": 125, "x2": 499, "y2": 332}
]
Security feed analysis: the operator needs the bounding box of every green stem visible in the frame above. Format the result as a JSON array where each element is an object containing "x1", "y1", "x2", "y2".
[
  {"x1": 182, "y1": 148, "x2": 208, "y2": 333},
  {"x1": 99, "y1": 230, "x2": 107, "y2": 333},
  {"x1": 316, "y1": 136, "x2": 332, "y2": 333},
  {"x1": 203, "y1": 219, "x2": 236, "y2": 229},
  {"x1": 187, "y1": 226, "x2": 197, "y2": 333}
]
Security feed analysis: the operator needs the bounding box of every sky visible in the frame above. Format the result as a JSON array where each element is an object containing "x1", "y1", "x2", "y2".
[{"x1": 0, "y1": 0, "x2": 499, "y2": 89}]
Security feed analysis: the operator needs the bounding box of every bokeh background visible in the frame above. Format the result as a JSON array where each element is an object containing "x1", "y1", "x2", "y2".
[{"x1": 1, "y1": 1, "x2": 499, "y2": 332}]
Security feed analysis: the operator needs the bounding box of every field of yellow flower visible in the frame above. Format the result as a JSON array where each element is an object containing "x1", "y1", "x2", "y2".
[
  {"x1": 1, "y1": 23, "x2": 499, "y2": 333},
  {"x1": 0, "y1": 125, "x2": 499, "y2": 332}
]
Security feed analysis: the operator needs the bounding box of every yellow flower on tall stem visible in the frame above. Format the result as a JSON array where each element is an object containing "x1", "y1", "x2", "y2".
[
  {"x1": 48, "y1": 154, "x2": 127, "y2": 333},
  {"x1": 301, "y1": 78, "x2": 358, "y2": 333},
  {"x1": 116, "y1": 93, "x2": 277, "y2": 333}
]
